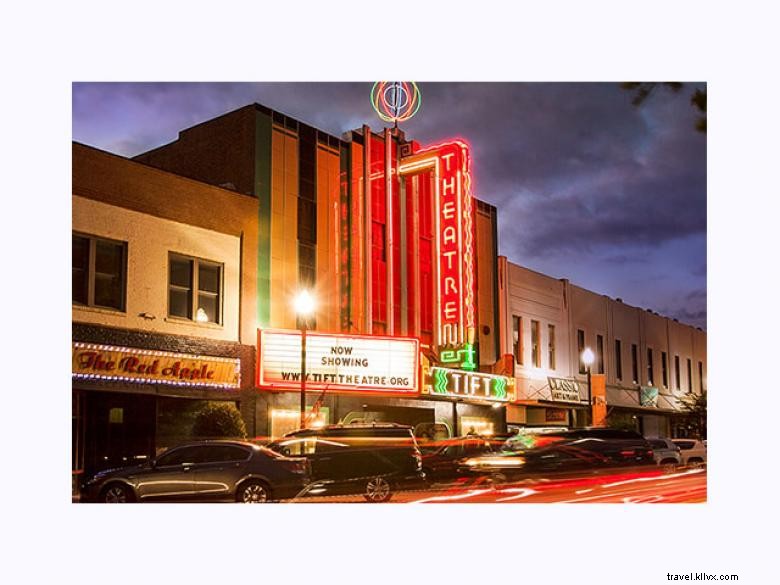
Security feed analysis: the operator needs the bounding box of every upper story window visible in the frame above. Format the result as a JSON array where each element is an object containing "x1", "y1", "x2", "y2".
[
  {"x1": 72, "y1": 233, "x2": 127, "y2": 312},
  {"x1": 698, "y1": 361, "x2": 704, "y2": 393},
  {"x1": 631, "y1": 344, "x2": 639, "y2": 384},
  {"x1": 596, "y1": 334, "x2": 605, "y2": 374},
  {"x1": 661, "y1": 352, "x2": 669, "y2": 388},
  {"x1": 168, "y1": 253, "x2": 223, "y2": 324},
  {"x1": 615, "y1": 339, "x2": 623, "y2": 381},
  {"x1": 548, "y1": 324, "x2": 556, "y2": 370},
  {"x1": 512, "y1": 315, "x2": 523, "y2": 365},
  {"x1": 687, "y1": 358, "x2": 693, "y2": 393},
  {"x1": 647, "y1": 348, "x2": 654, "y2": 386},
  {"x1": 674, "y1": 355, "x2": 681, "y2": 390},
  {"x1": 577, "y1": 329, "x2": 586, "y2": 374},
  {"x1": 531, "y1": 320, "x2": 541, "y2": 367}
]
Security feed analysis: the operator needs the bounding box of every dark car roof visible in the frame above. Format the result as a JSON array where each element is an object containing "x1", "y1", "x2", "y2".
[
  {"x1": 545, "y1": 428, "x2": 645, "y2": 439},
  {"x1": 283, "y1": 423, "x2": 414, "y2": 438},
  {"x1": 167, "y1": 440, "x2": 260, "y2": 448}
]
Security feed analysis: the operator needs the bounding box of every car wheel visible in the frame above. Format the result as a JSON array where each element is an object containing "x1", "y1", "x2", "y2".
[
  {"x1": 688, "y1": 458, "x2": 704, "y2": 469},
  {"x1": 660, "y1": 460, "x2": 678, "y2": 473},
  {"x1": 102, "y1": 483, "x2": 133, "y2": 503},
  {"x1": 237, "y1": 481, "x2": 270, "y2": 503},
  {"x1": 364, "y1": 477, "x2": 392, "y2": 503}
]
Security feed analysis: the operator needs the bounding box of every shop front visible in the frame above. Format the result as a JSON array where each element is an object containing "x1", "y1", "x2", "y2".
[
  {"x1": 255, "y1": 329, "x2": 512, "y2": 440},
  {"x1": 72, "y1": 325, "x2": 253, "y2": 490},
  {"x1": 604, "y1": 385, "x2": 683, "y2": 437},
  {"x1": 510, "y1": 376, "x2": 590, "y2": 431}
]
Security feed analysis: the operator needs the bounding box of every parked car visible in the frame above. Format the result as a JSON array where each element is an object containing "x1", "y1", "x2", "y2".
[
  {"x1": 672, "y1": 439, "x2": 707, "y2": 468},
  {"x1": 420, "y1": 436, "x2": 501, "y2": 482},
  {"x1": 460, "y1": 428, "x2": 655, "y2": 482},
  {"x1": 267, "y1": 423, "x2": 425, "y2": 502},
  {"x1": 80, "y1": 440, "x2": 310, "y2": 503},
  {"x1": 648, "y1": 438, "x2": 682, "y2": 472}
]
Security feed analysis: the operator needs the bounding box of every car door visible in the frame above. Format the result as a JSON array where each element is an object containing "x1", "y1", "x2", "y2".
[
  {"x1": 136, "y1": 445, "x2": 202, "y2": 500},
  {"x1": 192, "y1": 445, "x2": 252, "y2": 499}
]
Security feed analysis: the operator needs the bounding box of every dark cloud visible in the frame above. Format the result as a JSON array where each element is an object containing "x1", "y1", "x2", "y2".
[{"x1": 72, "y1": 82, "x2": 706, "y2": 329}]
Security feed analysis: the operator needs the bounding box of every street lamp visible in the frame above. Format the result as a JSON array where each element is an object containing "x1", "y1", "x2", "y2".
[
  {"x1": 294, "y1": 290, "x2": 315, "y2": 430},
  {"x1": 581, "y1": 347, "x2": 595, "y2": 426}
]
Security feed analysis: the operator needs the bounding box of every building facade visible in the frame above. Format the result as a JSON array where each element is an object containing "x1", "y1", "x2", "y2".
[
  {"x1": 133, "y1": 104, "x2": 510, "y2": 439},
  {"x1": 72, "y1": 144, "x2": 259, "y2": 483},
  {"x1": 497, "y1": 255, "x2": 707, "y2": 438},
  {"x1": 73, "y1": 101, "x2": 707, "y2": 484}
]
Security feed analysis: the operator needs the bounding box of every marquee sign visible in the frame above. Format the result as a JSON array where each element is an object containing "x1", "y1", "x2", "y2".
[
  {"x1": 424, "y1": 366, "x2": 514, "y2": 403},
  {"x1": 72, "y1": 343, "x2": 241, "y2": 389},
  {"x1": 257, "y1": 330, "x2": 419, "y2": 395},
  {"x1": 399, "y1": 140, "x2": 476, "y2": 354}
]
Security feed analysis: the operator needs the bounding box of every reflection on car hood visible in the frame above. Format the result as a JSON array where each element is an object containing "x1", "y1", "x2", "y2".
[{"x1": 88, "y1": 463, "x2": 149, "y2": 481}]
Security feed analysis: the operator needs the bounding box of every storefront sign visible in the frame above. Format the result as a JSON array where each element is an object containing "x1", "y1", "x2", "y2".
[
  {"x1": 548, "y1": 377, "x2": 582, "y2": 402},
  {"x1": 257, "y1": 330, "x2": 419, "y2": 395},
  {"x1": 425, "y1": 366, "x2": 514, "y2": 402},
  {"x1": 72, "y1": 343, "x2": 240, "y2": 389},
  {"x1": 399, "y1": 141, "x2": 476, "y2": 351},
  {"x1": 545, "y1": 408, "x2": 568, "y2": 423},
  {"x1": 640, "y1": 386, "x2": 659, "y2": 407}
]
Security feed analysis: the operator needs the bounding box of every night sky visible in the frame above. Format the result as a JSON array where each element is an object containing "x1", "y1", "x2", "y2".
[{"x1": 72, "y1": 82, "x2": 706, "y2": 329}]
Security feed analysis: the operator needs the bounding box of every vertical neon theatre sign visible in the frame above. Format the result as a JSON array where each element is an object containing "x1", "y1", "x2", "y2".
[{"x1": 399, "y1": 140, "x2": 476, "y2": 359}]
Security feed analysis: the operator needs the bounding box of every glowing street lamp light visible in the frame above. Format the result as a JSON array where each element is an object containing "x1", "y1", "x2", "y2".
[
  {"x1": 294, "y1": 290, "x2": 316, "y2": 430},
  {"x1": 581, "y1": 347, "x2": 595, "y2": 425}
]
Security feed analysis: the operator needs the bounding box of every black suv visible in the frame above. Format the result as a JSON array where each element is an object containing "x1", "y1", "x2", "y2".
[
  {"x1": 267, "y1": 423, "x2": 425, "y2": 502},
  {"x1": 80, "y1": 440, "x2": 310, "y2": 503}
]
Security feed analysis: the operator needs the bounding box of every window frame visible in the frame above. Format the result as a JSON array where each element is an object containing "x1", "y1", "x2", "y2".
[
  {"x1": 646, "y1": 347, "x2": 654, "y2": 386},
  {"x1": 577, "y1": 329, "x2": 586, "y2": 374},
  {"x1": 548, "y1": 324, "x2": 556, "y2": 370},
  {"x1": 596, "y1": 334, "x2": 604, "y2": 374},
  {"x1": 72, "y1": 232, "x2": 127, "y2": 312},
  {"x1": 167, "y1": 252, "x2": 224, "y2": 325},
  {"x1": 512, "y1": 315, "x2": 523, "y2": 365},
  {"x1": 531, "y1": 319, "x2": 541, "y2": 368}
]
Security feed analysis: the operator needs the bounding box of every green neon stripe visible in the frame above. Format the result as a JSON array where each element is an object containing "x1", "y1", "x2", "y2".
[
  {"x1": 433, "y1": 368, "x2": 448, "y2": 394},
  {"x1": 255, "y1": 110, "x2": 272, "y2": 327},
  {"x1": 492, "y1": 377, "x2": 507, "y2": 400}
]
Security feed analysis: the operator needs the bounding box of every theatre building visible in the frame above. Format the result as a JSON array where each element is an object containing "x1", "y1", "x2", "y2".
[
  {"x1": 134, "y1": 104, "x2": 513, "y2": 438},
  {"x1": 72, "y1": 143, "x2": 259, "y2": 483}
]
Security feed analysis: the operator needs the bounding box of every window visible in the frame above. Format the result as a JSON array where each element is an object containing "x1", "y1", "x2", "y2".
[
  {"x1": 698, "y1": 361, "x2": 704, "y2": 392},
  {"x1": 156, "y1": 446, "x2": 207, "y2": 467},
  {"x1": 531, "y1": 320, "x2": 540, "y2": 367},
  {"x1": 72, "y1": 233, "x2": 126, "y2": 311},
  {"x1": 596, "y1": 334, "x2": 604, "y2": 374},
  {"x1": 687, "y1": 359, "x2": 693, "y2": 393},
  {"x1": 201, "y1": 445, "x2": 251, "y2": 463},
  {"x1": 674, "y1": 355, "x2": 681, "y2": 390},
  {"x1": 168, "y1": 254, "x2": 222, "y2": 324},
  {"x1": 548, "y1": 324, "x2": 556, "y2": 370},
  {"x1": 646, "y1": 348, "x2": 654, "y2": 386},
  {"x1": 512, "y1": 316, "x2": 523, "y2": 365},
  {"x1": 298, "y1": 242, "x2": 316, "y2": 289},
  {"x1": 661, "y1": 352, "x2": 668, "y2": 388},
  {"x1": 577, "y1": 329, "x2": 586, "y2": 374},
  {"x1": 631, "y1": 344, "x2": 638, "y2": 384},
  {"x1": 615, "y1": 339, "x2": 623, "y2": 381}
]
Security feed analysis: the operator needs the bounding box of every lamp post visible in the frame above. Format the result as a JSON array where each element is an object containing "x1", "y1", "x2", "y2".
[
  {"x1": 581, "y1": 347, "x2": 595, "y2": 426},
  {"x1": 294, "y1": 290, "x2": 315, "y2": 430}
]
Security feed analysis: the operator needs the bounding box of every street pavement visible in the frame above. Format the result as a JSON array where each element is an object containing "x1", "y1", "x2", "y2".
[{"x1": 288, "y1": 467, "x2": 707, "y2": 504}]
